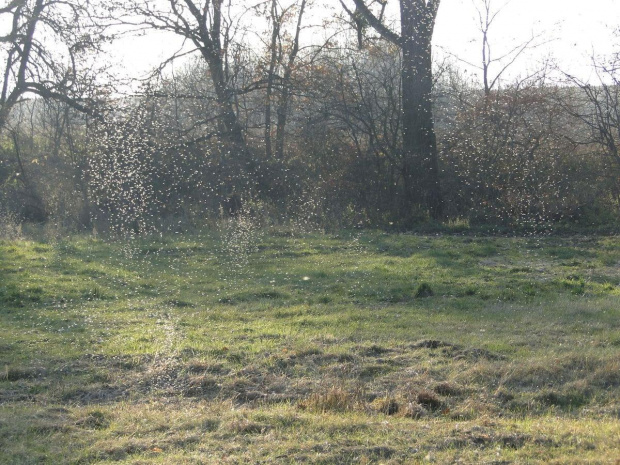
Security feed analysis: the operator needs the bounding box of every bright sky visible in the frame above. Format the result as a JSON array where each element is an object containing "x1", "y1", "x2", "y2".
[
  {"x1": 433, "y1": 0, "x2": 620, "y2": 83},
  {"x1": 110, "y1": 0, "x2": 620, "y2": 85}
]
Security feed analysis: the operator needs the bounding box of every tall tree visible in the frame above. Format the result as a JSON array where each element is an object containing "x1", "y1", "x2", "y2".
[
  {"x1": 274, "y1": 0, "x2": 307, "y2": 161},
  {"x1": 122, "y1": 0, "x2": 247, "y2": 148},
  {"x1": 264, "y1": 0, "x2": 308, "y2": 160},
  {"x1": 343, "y1": 0, "x2": 442, "y2": 220}
]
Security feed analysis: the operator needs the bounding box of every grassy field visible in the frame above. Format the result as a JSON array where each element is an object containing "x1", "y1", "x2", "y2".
[{"x1": 1, "y1": 227, "x2": 619, "y2": 464}]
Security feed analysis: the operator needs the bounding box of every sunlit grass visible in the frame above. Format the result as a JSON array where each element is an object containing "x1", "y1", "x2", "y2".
[{"x1": 0, "y1": 231, "x2": 619, "y2": 463}]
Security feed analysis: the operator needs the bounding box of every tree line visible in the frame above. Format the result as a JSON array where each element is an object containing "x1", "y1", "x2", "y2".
[{"x1": 1, "y1": 0, "x2": 619, "y2": 235}]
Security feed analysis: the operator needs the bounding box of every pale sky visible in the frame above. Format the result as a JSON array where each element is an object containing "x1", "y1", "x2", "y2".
[
  {"x1": 109, "y1": 0, "x2": 620, "y2": 85},
  {"x1": 433, "y1": 0, "x2": 620, "y2": 83}
]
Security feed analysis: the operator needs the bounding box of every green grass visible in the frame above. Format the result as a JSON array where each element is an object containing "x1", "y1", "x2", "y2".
[{"x1": 1, "y1": 230, "x2": 619, "y2": 463}]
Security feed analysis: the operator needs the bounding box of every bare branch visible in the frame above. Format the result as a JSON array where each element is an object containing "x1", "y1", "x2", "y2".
[{"x1": 348, "y1": 0, "x2": 401, "y2": 47}]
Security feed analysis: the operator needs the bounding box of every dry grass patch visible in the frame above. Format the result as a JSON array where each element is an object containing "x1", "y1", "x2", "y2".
[{"x1": 300, "y1": 385, "x2": 364, "y2": 413}]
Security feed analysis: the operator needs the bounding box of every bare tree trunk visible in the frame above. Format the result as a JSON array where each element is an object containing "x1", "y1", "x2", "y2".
[
  {"x1": 167, "y1": 0, "x2": 245, "y2": 148},
  {"x1": 400, "y1": 0, "x2": 442, "y2": 219},
  {"x1": 203, "y1": 50, "x2": 245, "y2": 147},
  {"x1": 274, "y1": 82, "x2": 291, "y2": 160},
  {"x1": 349, "y1": 0, "x2": 443, "y2": 221},
  {"x1": 264, "y1": 0, "x2": 280, "y2": 159},
  {"x1": 275, "y1": 0, "x2": 306, "y2": 161}
]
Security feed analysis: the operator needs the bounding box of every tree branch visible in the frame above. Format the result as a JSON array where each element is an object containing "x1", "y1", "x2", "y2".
[{"x1": 348, "y1": 0, "x2": 401, "y2": 47}]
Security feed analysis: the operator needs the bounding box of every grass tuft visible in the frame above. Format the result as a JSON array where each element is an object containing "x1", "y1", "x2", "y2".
[
  {"x1": 301, "y1": 386, "x2": 363, "y2": 413},
  {"x1": 417, "y1": 390, "x2": 442, "y2": 410},
  {"x1": 415, "y1": 282, "x2": 434, "y2": 298}
]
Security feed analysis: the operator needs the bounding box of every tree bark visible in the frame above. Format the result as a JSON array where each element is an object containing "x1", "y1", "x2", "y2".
[
  {"x1": 349, "y1": 0, "x2": 443, "y2": 220},
  {"x1": 202, "y1": 48, "x2": 245, "y2": 147},
  {"x1": 399, "y1": 0, "x2": 442, "y2": 219}
]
